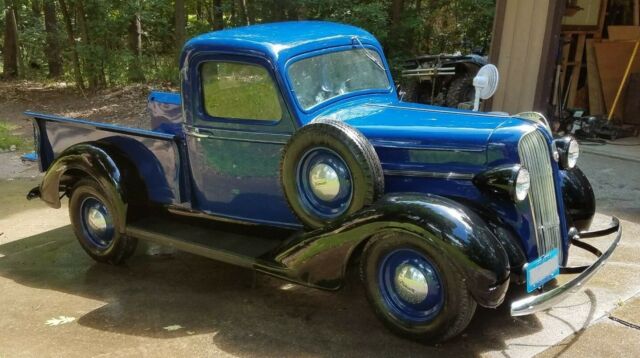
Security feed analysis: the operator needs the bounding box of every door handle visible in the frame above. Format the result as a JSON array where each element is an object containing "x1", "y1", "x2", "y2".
[{"x1": 184, "y1": 127, "x2": 212, "y2": 139}]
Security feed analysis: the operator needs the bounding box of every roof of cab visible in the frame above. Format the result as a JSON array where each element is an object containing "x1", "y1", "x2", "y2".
[{"x1": 180, "y1": 21, "x2": 380, "y2": 67}]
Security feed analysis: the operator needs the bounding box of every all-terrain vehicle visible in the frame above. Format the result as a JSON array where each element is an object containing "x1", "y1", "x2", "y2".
[{"x1": 401, "y1": 53, "x2": 487, "y2": 108}]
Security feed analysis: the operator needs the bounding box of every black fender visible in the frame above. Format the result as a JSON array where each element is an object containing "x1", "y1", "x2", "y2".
[
  {"x1": 561, "y1": 166, "x2": 596, "y2": 232},
  {"x1": 260, "y1": 193, "x2": 511, "y2": 308},
  {"x1": 38, "y1": 143, "x2": 127, "y2": 232}
]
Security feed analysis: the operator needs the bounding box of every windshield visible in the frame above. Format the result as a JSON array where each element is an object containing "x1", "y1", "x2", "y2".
[{"x1": 288, "y1": 48, "x2": 390, "y2": 110}]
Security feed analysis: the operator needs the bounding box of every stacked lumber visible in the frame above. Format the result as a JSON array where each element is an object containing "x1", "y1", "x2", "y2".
[
  {"x1": 591, "y1": 26, "x2": 640, "y2": 123},
  {"x1": 563, "y1": 25, "x2": 640, "y2": 123}
]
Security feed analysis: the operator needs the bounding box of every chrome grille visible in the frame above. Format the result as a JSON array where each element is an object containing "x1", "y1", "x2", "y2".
[{"x1": 518, "y1": 130, "x2": 562, "y2": 260}]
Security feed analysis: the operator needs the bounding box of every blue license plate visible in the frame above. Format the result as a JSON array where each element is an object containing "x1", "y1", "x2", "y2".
[{"x1": 525, "y1": 248, "x2": 560, "y2": 293}]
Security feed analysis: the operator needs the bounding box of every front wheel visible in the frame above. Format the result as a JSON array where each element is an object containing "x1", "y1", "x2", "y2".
[
  {"x1": 69, "y1": 179, "x2": 137, "y2": 264},
  {"x1": 360, "y1": 232, "x2": 476, "y2": 343}
]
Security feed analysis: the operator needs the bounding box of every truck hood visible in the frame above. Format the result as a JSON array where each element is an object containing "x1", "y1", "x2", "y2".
[{"x1": 313, "y1": 99, "x2": 535, "y2": 172}]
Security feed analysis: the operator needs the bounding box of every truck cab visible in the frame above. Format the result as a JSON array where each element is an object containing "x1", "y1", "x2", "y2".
[{"x1": 28, "y1": 21, "x2": 620, "y2": 343}]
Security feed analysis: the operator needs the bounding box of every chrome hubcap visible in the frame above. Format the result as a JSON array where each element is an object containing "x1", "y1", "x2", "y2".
[
  {"x1": 87, "y1": 206, "x2": 108, "y2": 234},
  {"x1": 309, "y1": 163, "x2": 340, "y2": 201},
  {"x1": 394, "y1": 263, "x2": 429, "y2": 304}
]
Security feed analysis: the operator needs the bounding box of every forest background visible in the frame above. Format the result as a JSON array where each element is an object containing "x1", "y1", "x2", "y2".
[{"x1": 0, "y1": 0, "x2": 495, "y2": 89}]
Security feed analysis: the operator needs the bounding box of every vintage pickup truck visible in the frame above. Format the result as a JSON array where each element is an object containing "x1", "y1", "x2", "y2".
[{"x1": 26, "y1": 21, "x2": 621, "y2": 342}]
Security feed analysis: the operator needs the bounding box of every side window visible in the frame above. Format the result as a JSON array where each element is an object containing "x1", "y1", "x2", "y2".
[{"x1": 201, "y1": 61, "x2": 283, "y2": 121}]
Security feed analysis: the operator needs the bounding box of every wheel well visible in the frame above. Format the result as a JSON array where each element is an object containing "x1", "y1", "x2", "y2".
[
  {"x1": 98, "y1": 147, "x2": 149, "y2": 206},
  {"x1": 58, "y1": 145, "x2": 148, "y2": 206},
  {"x1": 346, "y1": 236, "x2": 371, "y2": 270},
  {"x1": 60, "y1": 168, "x2": 92, "y2": 195}
]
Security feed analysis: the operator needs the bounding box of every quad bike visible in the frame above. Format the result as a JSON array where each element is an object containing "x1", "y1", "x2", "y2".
[{"x1": 401, "y1": 54, "x2": 487, "y2": 108}]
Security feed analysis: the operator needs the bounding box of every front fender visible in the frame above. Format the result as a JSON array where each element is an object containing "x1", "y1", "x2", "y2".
[
  {"x1": 260, "y1": 193, "x2": 511, "y2": 308},
  {"x1": 39, "y1": 144, "x2": 127, "y2": 231},
  {"x1": 561, "y1": 166, "x2": 596, "y2": 231}
]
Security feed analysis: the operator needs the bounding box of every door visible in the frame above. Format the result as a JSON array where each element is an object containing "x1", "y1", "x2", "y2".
[{"x1": 185, "y1": 57, "x2": 299, "y2": 228}]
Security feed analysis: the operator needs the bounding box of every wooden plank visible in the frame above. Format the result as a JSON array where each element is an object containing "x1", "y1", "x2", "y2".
[
  {"x1": 568, "y1": 33, "x2": 587, "y2": 107},
  {"x1": 608, "y1": 26, "x2": 640, "y2": 41},
  {"x1": 634, "y1": 0, "x2": 639, "y2": 26},
  {"x1": 586, "y1": 39, "x2": 605, "y2": 115},
  {"x1": 557, "y1": 33, "x2": 572, "y2": 106},
  {"x1": 623, "y1": 73, "x2": 640, "y2": 124},
  {"x1": 594, "y1": 41, "x2": 640, "y2": 119},
  {"x1": 608, "y1": 40, "x2": 640, "y2": 121}
]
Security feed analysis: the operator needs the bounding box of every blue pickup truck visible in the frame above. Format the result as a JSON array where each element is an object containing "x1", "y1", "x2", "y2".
[{"x1": 27, "y1": 21, "x2": 620, "y2": 342}]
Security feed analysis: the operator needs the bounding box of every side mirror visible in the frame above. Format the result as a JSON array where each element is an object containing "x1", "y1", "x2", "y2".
[{"x1": 472, "y1": 64, "x2": 499, "y2": 111}]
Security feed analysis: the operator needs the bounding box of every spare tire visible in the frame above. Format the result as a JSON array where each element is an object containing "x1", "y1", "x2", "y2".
[{"x1": 281, "y1": 120, "x2": 384, "y2": 229}]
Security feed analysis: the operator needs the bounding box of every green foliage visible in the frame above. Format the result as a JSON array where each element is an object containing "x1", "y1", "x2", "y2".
[
  {"x1": 1, "y1": 0, "x2": 495, "y2": 87},
  {"x1": 0, "y1": 121, "x2": 27, "y2": 150}
]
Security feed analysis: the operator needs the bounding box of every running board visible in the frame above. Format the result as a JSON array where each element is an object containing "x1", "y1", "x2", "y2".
[{"x1": 125, "y1": 215, "x2": 293, "y2": 268}]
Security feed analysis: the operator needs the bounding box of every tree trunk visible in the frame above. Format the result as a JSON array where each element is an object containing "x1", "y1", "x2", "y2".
[
  {"x1": 390, "y1": 0, "x2": 404, "y2": 29},
  {"x1": 128, "y1": 13, "x2": 145, "y2": 82},
  {"x1": 58, "y1": 0, "x2": 85, "y2": 89},
  {"x1": 32, "y1": 0, "x2": 42, "y2": 17},
  {"x1": 212, "y1": 0, "x2": 223, "y2": 30},
  {"x1": 44, "y1": 0, "x2": 63, "y2": 78},
  {"x1": 76, "y1": 0, "x2": 99, "y2": 90},
  {"x1": 196, "y1": 0, "x2": 205, "y2": 21},
  {"x1": 175, "y1": 0, "x2": 186, "y2": 53},
  {"x1": 237, "y1": 0, "x2": 248, "y2": 26},
  {"x1": 286, "y1": 1, "x2": 299, "y2": 20},
  {"x1": 271, "y1": 1, "x2": 286, "y2": 21},
  {"x1": 2, "y1": 8, "x2": 19, "y2": 79},
  {"x1": 229, "y1": 0, "x2": 236, "y2": 27},
  {"x1": 246, "y1": 0, "x2": 256, "y2": 25}
]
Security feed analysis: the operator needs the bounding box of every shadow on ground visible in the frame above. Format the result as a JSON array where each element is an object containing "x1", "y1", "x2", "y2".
[{"x1": 0, "y1": 225, "x2": 554, "y2": 356}]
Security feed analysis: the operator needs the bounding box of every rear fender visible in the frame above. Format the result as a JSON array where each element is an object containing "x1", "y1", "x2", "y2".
[
  {"x1": 39, "y1": 144, "x2": 127, "y2": 231},
  {"x1": 261, "y1": 193, "x2": 511, "y2": 308}
]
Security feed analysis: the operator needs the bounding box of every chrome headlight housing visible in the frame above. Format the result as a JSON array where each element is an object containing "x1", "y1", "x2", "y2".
[
  {"x1": 555, "y1": 136, "x2": 579, "y2": 169},
  {"x1": 473, "y1": 164, "x2": 530, "y2": 202}
]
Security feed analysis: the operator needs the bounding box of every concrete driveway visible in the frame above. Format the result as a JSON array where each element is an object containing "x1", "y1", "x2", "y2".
[{"x1": 0, "y1": 153, "x2": 639, "y2": 357}]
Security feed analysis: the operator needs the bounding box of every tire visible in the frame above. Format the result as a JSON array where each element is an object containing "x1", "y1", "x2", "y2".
[
  {"x1": 281, "y1": 120, "x2": 384, "y2": 229},
  {"x1": 69, "y1": 179, "x2": 137, "y2": 264},
  {"x1": 413, "y1": 81, "x2": 433, "y2": 104},
  {"x1": 446, "y1": 73, "x2": 476, "y2": 108},
  {"x1": 360, "y1": 232, "x2": 477, "y2": 343}
]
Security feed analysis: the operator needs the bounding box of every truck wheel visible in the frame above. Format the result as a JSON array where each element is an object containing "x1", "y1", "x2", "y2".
[
  {"x1": 360, "y1": 232, "x2": 476, "y2": 343},
  {"x1": 69, "y1": 179, "x2": 137, "y2": 264},
  {"x1": 446, "y1": 73, "x2": 476, "y2": 108},
  {"x1": 281, "y1": 120, "x2": 384, "y2": 229}
]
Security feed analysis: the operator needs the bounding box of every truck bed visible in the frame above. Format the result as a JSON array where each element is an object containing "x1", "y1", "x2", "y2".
[{"x1": 27, "y1": 111, "x2": 186, "y2": 205}]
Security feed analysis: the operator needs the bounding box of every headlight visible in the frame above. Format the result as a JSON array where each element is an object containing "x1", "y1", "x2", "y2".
[
  {"x1": 555, "y1": 136, "x2": 579, "y2": 169},
  {"x1": 567, "y1": 139, "x2": 579, "y2": 168},
  {"x1": 473, "y1": 164, "x2": 530, "y2": 202},
  {"x1": 514, "y1": 167, "x2": 530, "y2": 202}
]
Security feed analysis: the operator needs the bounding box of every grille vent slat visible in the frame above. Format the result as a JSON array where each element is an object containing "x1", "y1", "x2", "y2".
[{"x1": 518, "y1": 130, "x2": 562, "y2": 261}]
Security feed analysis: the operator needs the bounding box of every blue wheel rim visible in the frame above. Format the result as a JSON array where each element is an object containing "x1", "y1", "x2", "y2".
[
  {"x1": 378, "y1": 248, "x2": 444, "y2": 323},
  {"x1": 80, "y1": 197, "x2": 115, "y2": 249},
  {"x1": 296, "y1": 147, "x2": 353, "y2": 219}
]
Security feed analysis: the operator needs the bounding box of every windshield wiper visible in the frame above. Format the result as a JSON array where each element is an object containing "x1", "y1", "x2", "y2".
[{"x1": 352, "y1": 36, "x2": 386, "y2": 72}]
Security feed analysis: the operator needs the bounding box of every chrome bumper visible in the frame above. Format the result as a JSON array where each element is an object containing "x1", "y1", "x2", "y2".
[{"x1": 510, "y1": 217, "x2": 622, "y2": 316}]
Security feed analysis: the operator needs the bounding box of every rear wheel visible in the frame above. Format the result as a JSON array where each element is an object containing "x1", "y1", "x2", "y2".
[
  {"x1": 360, "y1": 232, "x2": 476, "y2": 343},
  {"x1": 69, "y1": 179, "x2": 137, "y2": 264}
]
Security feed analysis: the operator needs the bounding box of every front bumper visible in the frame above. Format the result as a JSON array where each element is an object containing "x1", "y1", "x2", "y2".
[{"x1": 510, "y1": 217, "x2": 622, "y2": 316}]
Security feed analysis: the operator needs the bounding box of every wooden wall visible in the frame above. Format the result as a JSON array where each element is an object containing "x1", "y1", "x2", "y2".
[{"x1": 490, "y1": 0, "x2": 565, "y2": 115}]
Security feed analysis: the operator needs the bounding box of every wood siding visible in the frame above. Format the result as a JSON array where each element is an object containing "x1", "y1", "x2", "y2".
[{"x1": 491, "y1": 0, "x2": 561, "y2": 114}]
